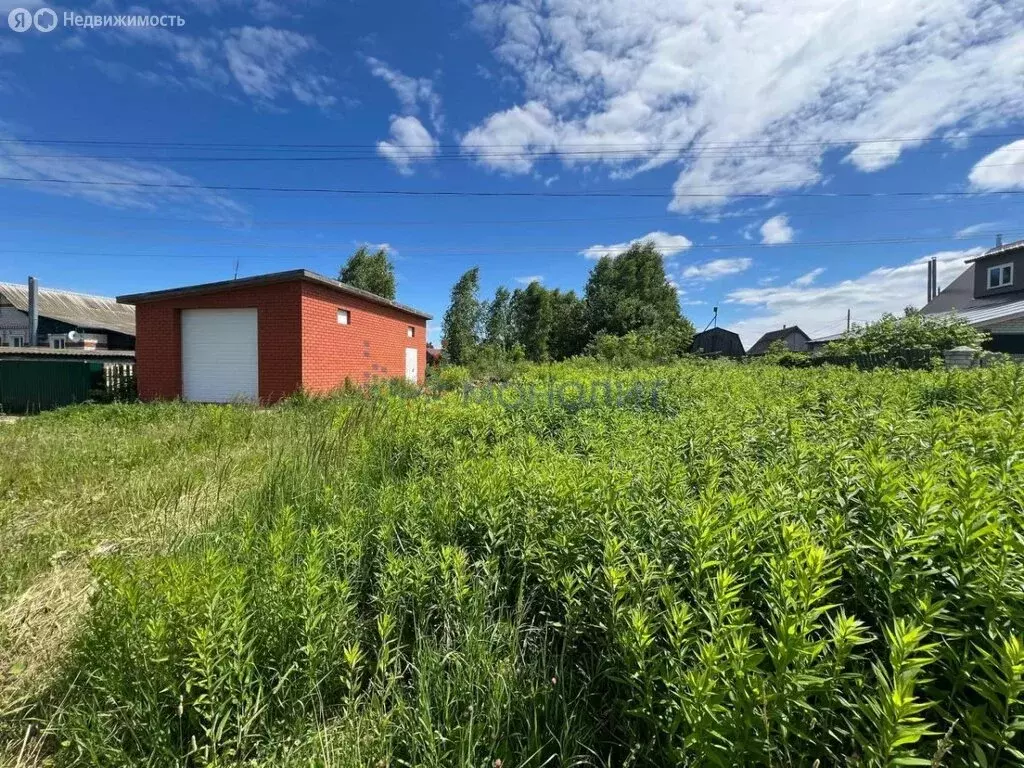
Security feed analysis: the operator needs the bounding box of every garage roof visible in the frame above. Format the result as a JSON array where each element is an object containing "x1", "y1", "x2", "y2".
[{"x1": 116, "y1": 269, "x2": 432, "y2": 320}]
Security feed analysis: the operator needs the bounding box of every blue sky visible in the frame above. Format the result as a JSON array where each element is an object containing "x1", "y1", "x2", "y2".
[{"x1": 0, "y1": 0, "x2": 1022, "y2": 345}]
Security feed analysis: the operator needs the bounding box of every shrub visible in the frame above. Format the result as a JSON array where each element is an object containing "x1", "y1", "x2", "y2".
[
  {"x1": 587, "y1": 324, "x2": 694, "y2": 367},
  {"x1": 824, "y1": 312, "x2": 988, "y2": 359},
  {"x1": 427, "y1": 364, "x2": 471, "y2": 392}
]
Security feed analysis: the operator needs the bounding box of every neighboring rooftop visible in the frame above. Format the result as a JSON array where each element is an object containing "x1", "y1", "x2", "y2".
[
  {"x1": 809, "y1": 332, "x2": 846, "y2": 345},
  {"x1": 748, "y1": 326, "x2": 810, "y2": 355},
  {"x1": 0, "y1": 282, "x2": 136, "y2": 336},
  {"x1": 0, "y1": 346, "x2": 135, "y2": 360},
  {"x1": 117, "y1": 269, "x2": 432, "y2": 320},
  {"x1": 924, "y1": 293, "x2": 1024, "y2": 327},
  {"x1": 965, "y1": 238, "x2": 1024, "y2": 264}
]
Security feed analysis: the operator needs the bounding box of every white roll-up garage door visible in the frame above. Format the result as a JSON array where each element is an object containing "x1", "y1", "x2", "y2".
[{"x1": 181, "y1": 308, "x2": 258, "y2": 403}]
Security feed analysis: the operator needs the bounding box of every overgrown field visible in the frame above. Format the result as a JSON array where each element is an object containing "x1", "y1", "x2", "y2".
[{"x1": 3, "y1": 362, "x2": 1024, "y2": 766}]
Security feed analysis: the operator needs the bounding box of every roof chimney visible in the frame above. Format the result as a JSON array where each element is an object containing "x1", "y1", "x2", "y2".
[
  {"x1": 27, "y1": 276, "x2": 39, "y2": 347},
  {"x1": 996, "y1": 234, "x2": 1003, "y2": 248}
]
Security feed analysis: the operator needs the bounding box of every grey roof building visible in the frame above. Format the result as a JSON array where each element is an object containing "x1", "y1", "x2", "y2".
[
  {"x1": 0, "y1": 281, "x2": 136, "y2": 350},
  {"x1": 922, "y1": 237, "x2": 1024, "y2": 353},
  {"x1": 748, "y1": 326, "x2": 811, "y2": 356}
]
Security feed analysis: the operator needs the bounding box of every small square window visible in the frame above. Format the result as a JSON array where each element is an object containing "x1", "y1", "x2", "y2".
[
  {"x1": 988, "y1": 263, "x2": 1014, "y2": 290},
  {"x1": 407, "y1": 326, "x2": 415, "y2": 338},
  {"x1": 9, "y1": 336, "x2": 22, "y2": 348},
  {"x1": 337, "y1": 309, "x2": 350, "y2": 325},
  {"x1": 50, "y1": 337, "x2": 66, "y2": 350}
]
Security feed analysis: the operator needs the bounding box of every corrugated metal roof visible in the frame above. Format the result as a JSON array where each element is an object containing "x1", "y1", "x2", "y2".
[
  {"x1": 965, "y1": 239, "x2": 1024, "y2": 264},
  {"x1": 931, "y1": 297, "x2": 1024, "y2": 327},
  {"x1": 0, "y1": 347, "x2": 135, "y2": 360},
  {"x1": 0, "y1": 282, "x2": 136, "y2": 336}
]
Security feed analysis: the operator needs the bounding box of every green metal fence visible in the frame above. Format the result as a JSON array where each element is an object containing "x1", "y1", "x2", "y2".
[{"x1": 0, "y1": 360, "x2": 136, "y2": 413}]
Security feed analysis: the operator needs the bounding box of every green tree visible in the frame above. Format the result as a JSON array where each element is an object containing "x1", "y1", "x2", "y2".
[
  {"x1": 824, "y1": 312, "x2": 987, "y2": 358},
  {"x1": 511, "y1": 281, "x2": 554, "y2": 362},
  {"x1": 442, "y1": 267, "x2": 482, "y2": 365},
  {"x1": 339, "y1": 246, "x2": 396, "y2": 300},
  {"x1": 483, "y1": 286, "x2": 513, "y2": 351},
  {"x1": 548, "y1": 289, "x2": 587, "y2": 360},
  {"x1": 583, "y1": 240, "x2": 687, "y2": 337},
  {"x1": 583, "y1": 240, "x2": 695, "y2": 354}
]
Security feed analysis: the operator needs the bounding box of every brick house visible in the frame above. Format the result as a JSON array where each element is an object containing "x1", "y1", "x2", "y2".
[{"x1": 117, "y1": 270, "x2": 430, "y2": 403}]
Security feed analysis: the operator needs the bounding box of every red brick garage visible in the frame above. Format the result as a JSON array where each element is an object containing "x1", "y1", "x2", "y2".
[{"x1": 117, "y1": 270, "x2": 430, "y2": 403}]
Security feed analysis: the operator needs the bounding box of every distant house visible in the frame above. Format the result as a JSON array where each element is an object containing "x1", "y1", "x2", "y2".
[
  {"x1": 690, "y1": 327, "x2": 745, "y2": 357},
  {"x1": 426, "y1": 344, "x2": 443, "y2": 366},
  {"x1": 922, "y1": 237, "x2": 1024, "y2": 353},
  {"x1": 0, "y1": 280, "x2": 135, "y2": 350},
  {"x1": 748, "y1": 326, "x2": 811, "y2": 356},
  {"x1": 806, "y1": 332, "x2": 846, "y2": 354}
]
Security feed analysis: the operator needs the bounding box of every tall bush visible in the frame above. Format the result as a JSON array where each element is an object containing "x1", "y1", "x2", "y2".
[{"x1": 824, "y1": 312, "x2": 988, "y2": 359}]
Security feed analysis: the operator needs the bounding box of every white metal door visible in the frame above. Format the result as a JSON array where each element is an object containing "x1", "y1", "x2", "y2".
[
  {"x1": 405, "y1": 347, "x2": 418, "y2": 383},
  {"x1": 181, "y1": 308, "x2": 258, "y2": 403}
]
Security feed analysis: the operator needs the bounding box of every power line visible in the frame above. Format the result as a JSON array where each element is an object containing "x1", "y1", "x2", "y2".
[
  {"x1": 0, "y1": 231, "x2": 1015, "y2": 259},
  {"x1": 1, "y1": 196, "x2": 1019, "y2": 229},
  {"x1": 2, "y1": 175, "x2": 1023, "y2": 199},
  {"x1": 1, "y1": 130, "x2": 1020, "y2": 151},
  {"x1": 2, "y1": 150, "x2": 1021, "y2": 167}
]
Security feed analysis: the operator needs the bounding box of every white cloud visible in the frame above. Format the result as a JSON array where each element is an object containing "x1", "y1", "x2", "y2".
[
  {"x1": 355, "y1": 241, "x2": 397, "y2": 255},
  {"x1": 968, "y1": 139, "x2": 1024, "y2": 191},
  {"x1": 955, "y1": 221, "x2": 1002, "y2": 238},
  {"x1": 792, "y1": 267, "x2": 826, "y2": 287},
  {"x1": 462, "y1": 102, "x2": 558, "y2": 174},
  {"x1": 466, "y1": 0, "x2": 1024, "y2": 209},
  {"x1": 94, "y1": 24, "x2": 333, "y2": 108},
  {"x1": 760, "y1": 214, "x2": 794, "y2": 245},
  {"x1": 223, "y1": 26, "x2": 335, "y2": 108},
  {"x1": 376, "y1": 116, "x2": 439, "y2": 175},
  {"x1": 682, "y1": 258, "x2": 753, "y2": 281},
  {"x1": 366, "y1": 57, "x2": 443, "y2": 131},
  {"x1": 581, "y1": 230, "x2": 692, "y2": 259},
  {"x1": 515, "y1": 275, "x2": 544, "y2": 284},
  {"x1": 0, "y1": 135, "x2": 248, "y2": 223},
  {"x1": 726, "y1": 248, "x2": 980, "y2": 346}
]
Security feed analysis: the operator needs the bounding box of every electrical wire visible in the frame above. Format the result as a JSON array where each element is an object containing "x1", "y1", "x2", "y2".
[
  {"x1": 2, "y1": 131, "x2": 1020, "y2": 151},
  {"x1": 0, "y1": 230, "x2": 1016, "y2": 260},
  {"x1": 2, "y1": 175, "x2": 1023, "y2": 199}
]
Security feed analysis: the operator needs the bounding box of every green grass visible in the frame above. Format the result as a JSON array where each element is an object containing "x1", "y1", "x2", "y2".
[{"x1": 3, "y1": 362, "x2": 1024, "y2": 766}]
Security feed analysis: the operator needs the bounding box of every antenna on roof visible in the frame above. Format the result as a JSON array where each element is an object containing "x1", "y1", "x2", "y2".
[{"x1": 701, "y1": 306, "x2": 720, "y2": 333}]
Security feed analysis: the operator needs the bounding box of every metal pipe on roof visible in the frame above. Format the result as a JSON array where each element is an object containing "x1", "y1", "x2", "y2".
[{"x1": 27, "y1": 276, "x2": 38, "y2": 347}]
